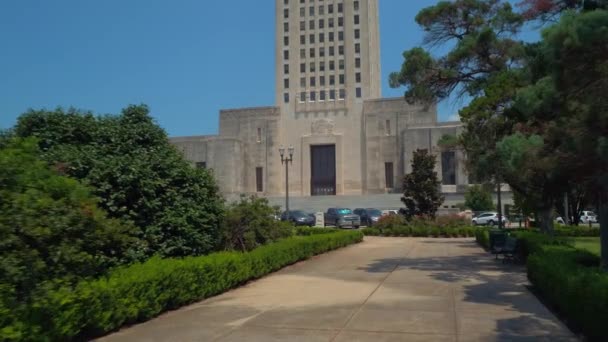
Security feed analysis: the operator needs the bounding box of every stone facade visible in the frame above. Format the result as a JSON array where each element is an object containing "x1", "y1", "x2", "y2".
[{"x1": 170, "y1": 0, "x2": 509, "y2": 209}]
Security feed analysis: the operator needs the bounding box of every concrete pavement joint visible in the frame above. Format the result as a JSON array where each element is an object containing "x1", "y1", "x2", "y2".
[{"x1": 328, "y1": 241, "x2": 418, "y2": 342}]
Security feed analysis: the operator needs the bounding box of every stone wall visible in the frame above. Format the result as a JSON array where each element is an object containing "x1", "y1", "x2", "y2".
[{"x1": 219, "y1": 106, "x2": 281, "y2": 195}]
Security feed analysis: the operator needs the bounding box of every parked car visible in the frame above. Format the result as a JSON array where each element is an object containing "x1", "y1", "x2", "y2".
[
  {"x1": 382, "y1": 209, "x2": 400, "y2": 216},
  {"x1": 580, "y1": 211, "x2": 598, "y2": 224},
  {"x1": 281, "y1": 210, "x2": 315, "y2": 226},
  {"x1": 324, "y1": 208, "x2": 361, "y2": 229},
  {"x1": 471, "y1": 212, "x2": 508, "y2": 226},
  {"x1": 354, "y1": 208, "x2": 383, "y2": 226}
]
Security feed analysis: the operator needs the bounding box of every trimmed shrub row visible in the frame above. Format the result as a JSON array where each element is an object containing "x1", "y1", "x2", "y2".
[
  {"x1": 554, "y1": 225, "x2": 600, "y2": 237},
  {"x1": 527, "y1": 245, "x2": 607, "y2": 340},
  {"x1": 1, "y1": 231, "x2": 363, "y2": 341},
  {"x1": 475, "y1": 229, "x2": 608, "y2": 340},
  {"x1": 474, "y1": 226, "x2": 599, "y2": 254},
  {"x1": 294, "y1": 227, "x2": 341, "y2": 236},
  {"x1": 474, "y1": 228, "x2": 491, "y2": 249},
  {"x1": 363, "y1": 226, "x2": 476, "y2": 237}
]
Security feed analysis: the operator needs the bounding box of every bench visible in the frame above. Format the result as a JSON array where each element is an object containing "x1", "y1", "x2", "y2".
[
  {"x1": 489, "y1": 231, "x2": 507, "y2": 259},
  {"x1": 493, "y1": 236, "x2": 518, "y2": 263}
]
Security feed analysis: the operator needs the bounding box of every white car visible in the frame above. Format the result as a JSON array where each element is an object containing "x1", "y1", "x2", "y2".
[
  {"x1": 580, "y1": 211, "x2": 598, "y2": 224},
  {"x1": 472, "y1": 212, "x2": 508, "y2": 226}
]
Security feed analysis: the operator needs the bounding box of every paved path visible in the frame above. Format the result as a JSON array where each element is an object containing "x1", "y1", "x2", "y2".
[{"x1": 100, "y1": 237, "x2": 576, "y2": 341}]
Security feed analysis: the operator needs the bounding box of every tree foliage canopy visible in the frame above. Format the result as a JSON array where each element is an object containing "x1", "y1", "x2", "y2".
[
  {"x1": 13, "y1": 105, "x2": 224, "y2": 257},
  {"x1": 401, "y1": 149, "x2": 444, "y2": 218},
  {"x1": 464, "y1": 184, "x2": 495, "y2": 212},
  {"x1": 389, "y1": 0, "x2": 524, "y2": 104},
  {"x1": 0, "y1": 138, "x2": 141, "y2": 300},
  {"x1": 392, "y1": 0, "x2": 608, "y2": 264}
]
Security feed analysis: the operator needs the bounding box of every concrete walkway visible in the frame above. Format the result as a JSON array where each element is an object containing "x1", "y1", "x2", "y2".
[{"x1": 100, "y1": 237, "x2": 577, "y2": 342}]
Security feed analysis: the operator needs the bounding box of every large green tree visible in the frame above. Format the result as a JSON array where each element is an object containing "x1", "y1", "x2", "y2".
[
  {"x1": 14, "y1": 105, "x2": 224, "y2": 257},
  {"x1": 389, "y1": 0, "x2": 525, "y2": 227},
  {"x1": 519, "y1": 9, "x2": 608, "y2": 267},
  {"x1": 401, "y1": 149, "x2": 444, "y2": 218},
  {"x1": 0, "y1": 138, "x2": 141, "y2": 301},
  {"x1": 389, "y1": 0, "x2": 576, "y2": 233}
]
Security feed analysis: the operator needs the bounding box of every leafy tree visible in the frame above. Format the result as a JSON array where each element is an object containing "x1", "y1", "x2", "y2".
[
  {"x1": 518, "y1": 0, "x2": 608, "y2": 21},
  {"x1": 522, "y1": 9, "x2": 608, "y2": 268},
  {"x1": 13, "y1": 105, "x2": 224, "y2": 257},
  {"x1": 388, "y1": 0, "x2": 578, "y2": 233},
  {"x1": 221, "y1": 195, "x2": 293, "y2": 251},
  {"x1": 389, "y1": 0, "x2": 524, "y2": 104},
  {"x1": 389, "y1": 0, "x2": 525, "y2": 228},
  {"x1": 0, "y1": 138, "x2": 142, "y2": 301},
  {"x1": 401, "y1": 149, "x2": 444, "y2": 218},
  {"x1": 464, "y1": 185, "x2": 495, "y2": 212},
  {"x1": 437, "y1": 134, "x2": 459, "y2": 150},
  {"x1": 512, "y1": 189, "x2": 536, "y2": 219}
]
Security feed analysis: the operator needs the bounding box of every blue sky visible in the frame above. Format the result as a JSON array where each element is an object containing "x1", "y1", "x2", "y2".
[{"x1": 0, "y1": 0, "x2": 535, "y2": 137}]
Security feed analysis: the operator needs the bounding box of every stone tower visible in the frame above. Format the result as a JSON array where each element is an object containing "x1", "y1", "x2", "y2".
[{"x1": 274, "y1": 0, "x2": 383, "y2": 196}]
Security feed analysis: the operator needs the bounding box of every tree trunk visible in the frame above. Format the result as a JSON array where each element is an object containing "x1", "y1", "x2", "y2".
[
  {"x1": 599, "y1": 194, "x2": 608, "y2": 271},
  {"x1": 539, "y1": 206, "x2": 554, "y2": 235}
]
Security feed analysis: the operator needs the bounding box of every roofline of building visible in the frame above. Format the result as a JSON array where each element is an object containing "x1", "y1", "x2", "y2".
[
  {"x1": 406, "y1": 122, "x2": 462, "y2": 130},
  {"x1": 169, "y1": 135, "x2": 218, "y2": 141},
  {"x1": 219, "y1": 105, "x2": 279, "y2": 114}
]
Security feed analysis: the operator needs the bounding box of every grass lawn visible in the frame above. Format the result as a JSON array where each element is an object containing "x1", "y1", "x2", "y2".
[{"x1": 571, "y1": 237, "x2": 600, "y2": 256}]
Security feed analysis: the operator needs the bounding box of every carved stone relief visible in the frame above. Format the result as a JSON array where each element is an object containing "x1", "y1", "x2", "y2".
[{"x1": 311, "y1": 119, "x2": 335, "y2": 135}]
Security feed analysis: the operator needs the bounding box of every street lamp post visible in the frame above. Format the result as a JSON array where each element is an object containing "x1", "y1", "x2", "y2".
[{"x1": 279, "y1": 146, "x2": 294, "y2": 214}]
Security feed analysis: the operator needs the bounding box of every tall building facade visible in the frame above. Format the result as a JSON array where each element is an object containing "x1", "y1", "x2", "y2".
[{"x1": 170, "y1": 0, "x2": 484, "y2": 210}]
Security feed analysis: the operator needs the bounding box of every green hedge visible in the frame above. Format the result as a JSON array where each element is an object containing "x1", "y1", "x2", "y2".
[
  {"x1": 474, "y1": 228, "x2": 491, "y2": 249},
  {"x1": 1, "y1": 231, "x2": 363, "y2": 341},
  {"x1": 362, "y1": 226, "x2": 476, "y2": 238},
  {"x1": 475, "y1": 229, "x2": 608, "y2": 340},
  {"x1": 527, "y1": 245, "x2": 607, "y2": 340},
  {"x1": 554, "y1": 226, "x2": 600, "y2": 237},
  {"x1": 473, "y1": 227, "x2": 595, "y2": 254},
  {"x1": 294, "y1": 227, "x2": 340, "y2": 236}
]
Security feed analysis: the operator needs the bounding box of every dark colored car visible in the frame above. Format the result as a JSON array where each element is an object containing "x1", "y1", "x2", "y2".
[
  {"x1": 324, "y1": 208, "x2": 361, "y2": 229},
  {"x1": 354, "y1": 208, "x2": 383, "y2": 226},
  {"x1": 281, "y1": 210, "x2": 315, "y2": 226}
]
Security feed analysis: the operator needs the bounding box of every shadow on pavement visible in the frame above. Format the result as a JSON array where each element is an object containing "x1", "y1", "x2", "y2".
[{"x1": 357, "y1": 239, "x2": 577, "y2": 341}]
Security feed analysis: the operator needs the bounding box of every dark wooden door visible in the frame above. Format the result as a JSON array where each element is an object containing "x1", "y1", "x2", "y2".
[{"x1": 311, "y1": 145, "x2": 336, "y2": 196}]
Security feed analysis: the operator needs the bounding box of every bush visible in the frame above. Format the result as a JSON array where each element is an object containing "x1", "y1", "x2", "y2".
[
  {"x1": 527, "y1": 246, "x2": 607, "y2": 340},
  {"x1": 475, "y1": 228, "x2": 491, "y2": 249},
  {"x1": 295, "y1": 227, "x2": 339, "y2": 236},
  {"x1": 554, "y1": 226, "x2": 600, "y2": 237},
  {"x1": 222, "y1": 195, "x2": 293, "y2": 251},
  {"x1": 375, "y1": 214, "x2": 407, "y2": 230},
  {"x1": 512, "y1": 231, "x2": 572, "y2": 259},
  {"x1": 430, "y1": 227, "x2": 441, "y2": 237},
  {"x1": 1, "y1": 231, "x2": 363, "y2": 341},
  {"x1": 435, "y1": 214, "x2": 469, "y2": 229},
  {"x1": 13, "y1": 106, "x2": 224, "y2": 258},
  {"x1": 480, "y1": 230, "x2": 608, "y2": 340},
  {"x1": 362, "y1": 225, "x2": 476, "y2": 237},
  {"x1": 361, "y1": 228, "x2": 381, "y2": 236},
  {"x1": 0, "y1": 139, "x2": 141, "y2": 304}
]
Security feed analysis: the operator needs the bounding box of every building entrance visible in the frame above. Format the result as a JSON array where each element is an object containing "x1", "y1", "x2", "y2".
[{"x1": 310, "y1": 144, "x2": 336, "y2": 196}]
